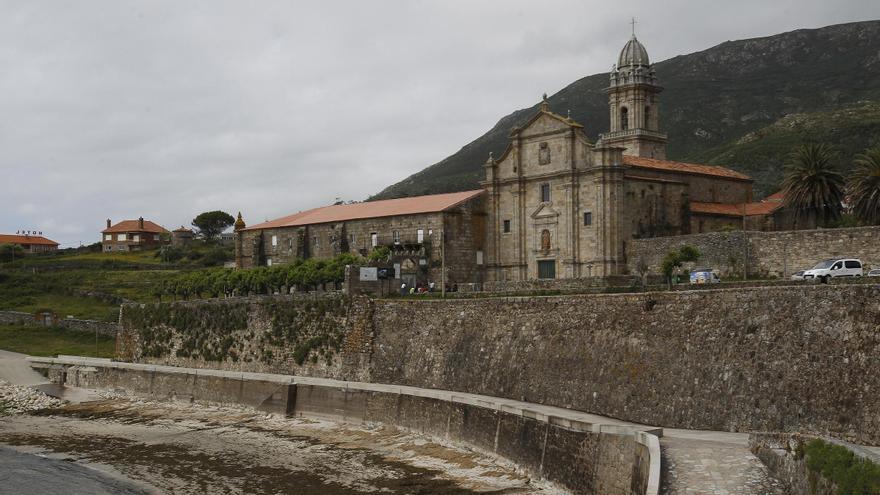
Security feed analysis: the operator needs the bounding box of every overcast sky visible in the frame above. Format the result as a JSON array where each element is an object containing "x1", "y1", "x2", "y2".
[{"x1": 2, "y1": 1, "x2": 877, "y2": 247}]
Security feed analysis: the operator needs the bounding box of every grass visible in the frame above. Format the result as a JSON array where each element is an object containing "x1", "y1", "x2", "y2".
[
  {"x1": 804, "y1": 438, "x2": 880, "y2": 494},
  {"x1": 0, "y1": 325, "x2": 115, "y2": 358},
  {"x1": 1, "y1": 293, "x2": 119, "y2": 321}
]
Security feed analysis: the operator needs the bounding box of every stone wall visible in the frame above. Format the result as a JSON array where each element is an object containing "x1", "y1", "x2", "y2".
[
  {"x1": 0, "y1": 310, "x2": 118, "y2": 337},
  {"x1": 370, "y1": 285, "x2": 880, "y2": 445},
  {"x1": 117, "y1": 283, "x2": 880, "y2": 445},
  {"x1": 749, "y1": 432, "x2": 880, "y2": 494},
  {"x1": 627, "y1": 226, "x2": 880, "y2": 277},
  {"x1": 116, "y1": 295, "x2": 362, "y2": 380}
]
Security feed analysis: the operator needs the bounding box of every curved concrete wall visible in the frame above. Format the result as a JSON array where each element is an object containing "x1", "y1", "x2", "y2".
[{"x1": 30, "y1": 357, "x2": 660, "y2": 495}]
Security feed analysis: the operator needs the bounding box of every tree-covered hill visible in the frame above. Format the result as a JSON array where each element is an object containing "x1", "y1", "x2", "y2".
[{"x1": 372, "y1": 20, "x2": 880, "y2": 200}]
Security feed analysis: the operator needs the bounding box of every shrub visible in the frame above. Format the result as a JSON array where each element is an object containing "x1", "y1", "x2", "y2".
[{"x1": 804, "y1": 438, "x2": 880, "y2": 494}]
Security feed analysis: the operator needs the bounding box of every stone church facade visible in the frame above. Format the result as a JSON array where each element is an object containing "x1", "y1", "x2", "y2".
[{"x1": 482, "y1": 35, "x2": 756, "y2": 281}]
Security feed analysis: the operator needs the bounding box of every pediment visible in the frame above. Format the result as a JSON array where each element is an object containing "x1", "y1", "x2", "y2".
[{"x1": 531, "y1": 202, "x2": 560, "y2": 220}]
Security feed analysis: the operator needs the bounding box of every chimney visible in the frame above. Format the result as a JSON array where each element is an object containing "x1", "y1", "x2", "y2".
[
  {"x1": 106, "y1": 219, "x2": 111, "y2": 229},
  {"x1": 138, "y1": 217, "x2": 144, "y2": 229}
]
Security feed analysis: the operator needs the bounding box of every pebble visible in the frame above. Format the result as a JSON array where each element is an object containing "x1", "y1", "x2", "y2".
[{"x1": 0, "y1": 380, "x2": 64, "y2": 415}]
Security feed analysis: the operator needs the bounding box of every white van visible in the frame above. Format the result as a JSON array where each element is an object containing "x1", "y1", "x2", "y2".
[{"x1": 802, "y1": 258, "x2": 863, "y2": 281}]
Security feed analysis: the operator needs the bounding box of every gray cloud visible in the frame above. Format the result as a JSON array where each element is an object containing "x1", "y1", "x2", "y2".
[{"x1": 1, "y1": 0, "x2": 876, "y2": 246}]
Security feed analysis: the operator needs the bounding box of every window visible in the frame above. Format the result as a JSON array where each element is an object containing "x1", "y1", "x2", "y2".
[
  {"x1": 583, "y1": 211, "x2": 592, "y2": 226},
  {"x1": 644, "y1": 106, "x2": 651, "y2": 129},
  {"x1": 503, "y1": 220, "x2": 511, "y2": 233},
  {"x1": 538, "y1": 260, "x2": 556, "y2": 279},
  {"x1": 349, "y1": 233, "x2": 356, "y2": 246},
  {"x1": 832, "y1": 261, "x2": 843, "y2": 270},
  {"x1": 271, "y1": 235, "x2": 278, "y2": 247},
  {"x1": 370, "y1": 232, "x2": 378, "y2": 247},
  {"x1": 476, "y1": 250, "x2": 484, "y2": 265},
  {"x1": 417, "y1": 229, "x2": 424, "y2": 243},
  {"x1": 153, "y1": 234, "x2": 159, "y2": 241},
  {"x1": 393, "y1": 230, "x2": 400, "y2": 243},
  {"x1": 313, "y1": 236, "x2": 319, "y2": 249},
  {"x1": 845, "y1": 260, "x2": 861, "y2": 269},
  {"x1": 266, "y1": 258, "x2": 272, "y2": 267},
  {"x1": 117, "y1": 234, "x2": 126, "y2": 241},
  {"x1": 620, "y1": 107, "x2": 629, "y2": 131},
  {"x1": 540, "y1": 183, "x2": 551, "y2": 202},
  {"x1": 132, "y1": 234, "x2": 140, "y2": 242},
  {"x1": 104, "y1": 234, "x2": 112, "y2": 241}
]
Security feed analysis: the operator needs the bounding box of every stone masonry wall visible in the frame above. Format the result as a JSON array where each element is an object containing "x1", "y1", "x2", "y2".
[
  {"x1": 370, "y1": 284, "x2": 880, "y2": 445},
  {"x1": 118, "y1": 283, "x2": 880, "y2": 445},
  {"x1": 627, "y1": 226, "x2": 880, "y2": 277},
  {"x1": 0, "y1": 310, "x2": 118, "y2": 337}
]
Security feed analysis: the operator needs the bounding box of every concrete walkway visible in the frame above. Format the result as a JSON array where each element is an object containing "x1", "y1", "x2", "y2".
[
  {"x1": 0, "y1": 349, "x2": 49, "y2": 387},
  {"x1": 660, "y1": 430, "x2": 785, "y2": 494}
]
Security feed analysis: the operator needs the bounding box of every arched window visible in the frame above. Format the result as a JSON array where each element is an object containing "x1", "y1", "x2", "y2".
[
  {"x1": 644, "y1": 106, "x2": 651, "y2": 129},
  {"x1": 620, "y1": 107, "x2": 629, "y2": 131}
]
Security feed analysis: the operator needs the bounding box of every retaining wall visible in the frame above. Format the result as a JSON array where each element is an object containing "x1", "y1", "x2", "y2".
[
  {"x1": 749, "y1": 432, "x2": 880, "y2": 494},
  {"x1": 29, "y1": 356, "x2": 660, "y2": 495},
  {"x1": 627, "y1": 226, "x2": 880, "y2": 277},
  {"x1": 0, "y1": 310, "x2": 118, "y2": 337}
]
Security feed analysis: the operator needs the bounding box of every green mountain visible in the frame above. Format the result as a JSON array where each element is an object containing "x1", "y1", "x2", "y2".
[{"x1": 372, "y1": 20, "x2": 880, "y2": 200}]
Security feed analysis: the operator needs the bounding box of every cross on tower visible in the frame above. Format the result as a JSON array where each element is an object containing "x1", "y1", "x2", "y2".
[{"x1": 630, "y1": 17, "x2": 637, "y2": 37}]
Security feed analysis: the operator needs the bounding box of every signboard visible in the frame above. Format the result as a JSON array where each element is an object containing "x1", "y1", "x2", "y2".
[{"x1": 359, "y1": 267, "x2": 378, "y2": 281}]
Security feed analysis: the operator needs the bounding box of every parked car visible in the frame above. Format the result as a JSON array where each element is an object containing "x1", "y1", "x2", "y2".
[
  {"x1": 802, "y1": 258, "x2": 863, "y2": 282},
  {"x1": 790, "y1": 270, "x2": 805, "y2": 280},
  {"x1": 868, "y1": 269, "x2": 880, "y2": 277},
  {"x1": 689, "y1": 268, "x2": 720, "y2": 284}
]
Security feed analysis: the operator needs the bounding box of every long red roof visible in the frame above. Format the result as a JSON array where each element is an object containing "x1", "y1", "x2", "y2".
[
  {"x1": 245, "y1": 190, "x2": 484, "y2": 231},
  {"x1": 0, "y1": 234, "x2": 59, "y2": 246},
  {"x1": 624, "y1": 156, "x2": 751, "y2": 181}
]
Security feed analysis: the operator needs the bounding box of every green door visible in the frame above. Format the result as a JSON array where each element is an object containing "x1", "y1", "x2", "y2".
[{"x1": 538, "y1": 260, "x2": 556, "y2": 279}]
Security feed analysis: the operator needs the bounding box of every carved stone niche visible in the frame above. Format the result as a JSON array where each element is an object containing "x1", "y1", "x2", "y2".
[
  {"x1": 541, "y1": 229, "x2": 551, "y2": 251},
  {"x1": 539, "y1": 142, "x2": 551, "y2": 165}
]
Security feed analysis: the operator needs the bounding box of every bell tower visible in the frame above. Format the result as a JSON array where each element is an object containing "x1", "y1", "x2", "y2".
[{"x1": 598, "y1": 25, "x2": 667, "y2": 159}]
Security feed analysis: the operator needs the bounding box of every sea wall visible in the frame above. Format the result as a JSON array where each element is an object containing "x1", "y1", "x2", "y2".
[
  {"x1": 117, "y1": 284, "x2": 880, "y2": 445},
  {"x1": 627, "y1": 226, "x2": 880, "y2": 277},
  {"x1": 30, "y1": 357, "x2": 660, "y2": 495}
]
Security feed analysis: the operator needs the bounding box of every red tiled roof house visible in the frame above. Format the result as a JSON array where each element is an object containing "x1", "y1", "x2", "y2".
[
  {"x1": 102, "y1": 218, "x2": 169, "y2": 252},
  {"x1": 0, "y1": 233, "x2": 59, "y2": 253}
]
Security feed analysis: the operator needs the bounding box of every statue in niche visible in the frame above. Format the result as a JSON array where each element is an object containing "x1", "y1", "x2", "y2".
[
  {"x1": 539, "y1": 142, "x2": 551, "y2": 165},
  {"x1": 541, "y1": 229, "x2": 551, "y2": 251}
]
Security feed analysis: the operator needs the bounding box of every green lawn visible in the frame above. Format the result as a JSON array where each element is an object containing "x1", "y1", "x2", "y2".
[{"x1": 0, "y1": 325, "x2": 115, "y2": 358}]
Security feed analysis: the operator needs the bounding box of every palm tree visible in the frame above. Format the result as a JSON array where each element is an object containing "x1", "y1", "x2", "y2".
[
  {"x1": 847, "y1": 147, "x2": 880, "y2": 225},
  {"x1": 781, "y1": 143, "x2": 845, "y2": 228}
]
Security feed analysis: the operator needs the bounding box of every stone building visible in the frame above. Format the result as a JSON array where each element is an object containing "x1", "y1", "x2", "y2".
[
  {"x1": 481, "y1": 34, "x2": 774, "y2": 281},
  {"x1": 102, "y1": 218, "x2": 169, "y2": 252},
  {"x1": 236, "y1": 191, "x2": 486, "y2": 288},
  {"x1": 171, "y1": 226, "x2": 194, "y2": 248}
]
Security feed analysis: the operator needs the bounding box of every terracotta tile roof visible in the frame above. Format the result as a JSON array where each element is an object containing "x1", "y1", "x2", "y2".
[
  {"x1": 102, "y1": 220, "x2": 169, "y2": 234},
  {"x1": 624, "y1": 156, "x2": 751, "y2": 181},
  {"x1": 691, "y1": 197, "x2": 784, "y2": 217},
  {"x1": 172, "y1": 226, "x2": 193, "y2": 233},
  {"x1": 245, "y1": 190, "x2": 484, "y2": 231},
  {"x1": 0, "y1": 234, "x2": 59, "y2": 246}
]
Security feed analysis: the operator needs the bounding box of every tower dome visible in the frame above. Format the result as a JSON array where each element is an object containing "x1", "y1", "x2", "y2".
[{"x1": 618, "y1": 35, "x2": 650, "y2": 67}]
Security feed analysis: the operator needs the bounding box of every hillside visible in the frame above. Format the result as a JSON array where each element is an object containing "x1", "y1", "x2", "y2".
[{"x1": 372, "y1": 20, "x2": 880, "y2": 200}]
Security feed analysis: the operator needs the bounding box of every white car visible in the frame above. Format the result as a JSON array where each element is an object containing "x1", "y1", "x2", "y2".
[
  {"x1": 803, "y1": 258, "x2": 863, "y2": 282},
  {"x1": 868, "y1": 269, "x2": 880, "y2": 277}
]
